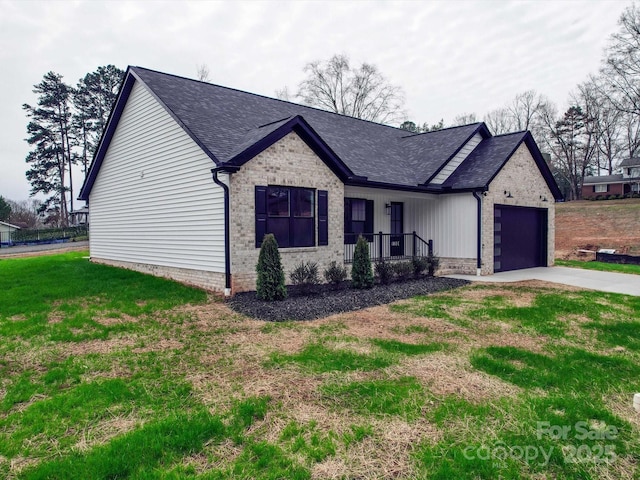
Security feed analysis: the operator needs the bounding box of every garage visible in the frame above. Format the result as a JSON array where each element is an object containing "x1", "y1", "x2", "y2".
[{"x1": 493, "y1": 205, "x2": 548, "y2": 272}]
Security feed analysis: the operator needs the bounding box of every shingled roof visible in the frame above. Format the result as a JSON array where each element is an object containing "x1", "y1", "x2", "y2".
[{"x1": 80, "y1": 66, "x2": 562, "y2": 200}]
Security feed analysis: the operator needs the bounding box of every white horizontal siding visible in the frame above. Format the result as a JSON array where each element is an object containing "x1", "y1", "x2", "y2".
[
  {"x1": 431, "y1": 133, "x2": 482, "y2": 184},
  {"x1": 344, "y1": 186, "x2": 476, "y2": 258},
  {"x1": 89, "y1": 80, "x2": 226, "y2": 273}
]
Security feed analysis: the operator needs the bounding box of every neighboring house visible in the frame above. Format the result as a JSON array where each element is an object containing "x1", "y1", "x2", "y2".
[
  {"x1": 582, "y1": 157, "x2": 640, "y2": 199},
  {"x1": 79, "y1": 66, "x2": 563, "y2": 295},
  {"x1": 0, "y1": 221, "x2": 20, "y2": 246},
  {"x1": 70, "y1": 206, "x2": 89, "y2": 226}
]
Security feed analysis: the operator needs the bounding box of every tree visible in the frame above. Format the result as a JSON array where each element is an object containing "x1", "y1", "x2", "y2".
[
  {"x1": 7, "y1": 199, "x2": 42, "y2": 228},
  {"x1": 600, "y1": 4, "x2": 640, "y2": 119},
  {"x1": 196, "y1": 64, "x2": 211, "y2": 82},
  {"x1": 351, "y1": 235, "x2": 374, "y2": 289},
  {"x1": 399, "y1": 119, "x2": 444, "y2": 133},
  {"x1": 23, "y1": 72, "x2": 74, "y2": 226},
  {"x1": 295, "y1": 54, "x2": 406, "y2": 124},
  {"x1": 484, "y1": 90, "x2": 551, "y2": 141},
  {"x1": 256, "y1": 234, "x2": 287, "y2": 300},
  {"x1": 540, "y1": 105, "x2": 599, "y2": 200},
  {"x1": 73, "y1": 65, "x2": 124, "y2": 177},
  {"x1": 451, "y1": 112, "x2": 477, "y2": 126},
  {"x1": 0, "y1": 196, "x2": 11, "y2": 222}
]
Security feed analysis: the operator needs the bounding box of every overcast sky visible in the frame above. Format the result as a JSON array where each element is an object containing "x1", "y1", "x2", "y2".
[{"x1": 0, "y1": 0, "x2": 630, "y2": 203}]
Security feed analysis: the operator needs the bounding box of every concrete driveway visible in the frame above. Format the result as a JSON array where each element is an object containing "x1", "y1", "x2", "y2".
[{"x1": 447, "y1": 266, "x2": 640, "y2": 296}]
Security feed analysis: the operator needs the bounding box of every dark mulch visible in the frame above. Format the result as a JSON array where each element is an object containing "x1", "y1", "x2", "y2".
[{"x1": 227, "y1": 276, "x2": 470, "y2": 321}]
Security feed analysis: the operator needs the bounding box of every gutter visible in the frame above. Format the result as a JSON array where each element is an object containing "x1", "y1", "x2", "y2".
[
  {"x1": 211, "y1": 165, "x2": 240, "y2": 297},
  {"x1": 472, "y1": 191, "x2": 483, "y2": 276}
]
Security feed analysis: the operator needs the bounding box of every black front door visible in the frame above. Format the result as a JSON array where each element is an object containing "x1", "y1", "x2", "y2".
[{"x1": 390, "y1": 202, "x2": 404, "y2": 257}]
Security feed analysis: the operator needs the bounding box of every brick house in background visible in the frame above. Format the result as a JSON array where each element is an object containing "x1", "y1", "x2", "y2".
[
  {"x1": 582, "y1": 157, "x2": 640, "y2": 199},
  {"x1": 79, "y1": 66, "x2": 562, "y2": 296}
]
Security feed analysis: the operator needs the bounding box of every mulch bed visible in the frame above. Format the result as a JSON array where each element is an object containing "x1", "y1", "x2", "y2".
[{"x1": 227, "y1": 276, "x2": 470, "y2": 321}]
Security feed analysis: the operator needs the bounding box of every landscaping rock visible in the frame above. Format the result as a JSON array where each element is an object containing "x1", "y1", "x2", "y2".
[{"x1": 227, "y1": 277, "x2": 470, "y2": 321}]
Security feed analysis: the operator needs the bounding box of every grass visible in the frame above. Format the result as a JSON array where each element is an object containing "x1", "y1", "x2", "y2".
[
  {"x1": 556, "y1": 258, "x2": 640, "y2": 275},
  {"x1": 1, "y1": 252, "x2": 639, "y2": 479}
]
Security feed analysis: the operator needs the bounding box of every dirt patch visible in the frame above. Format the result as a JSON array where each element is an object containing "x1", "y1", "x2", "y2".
[
  {"x1": 74, "y1": 415, "x2": 141, "y2": 452},
  {"x1": 392, "y1": 353, "x2": 522, "y2": 401},
  {"x1": 555, "y1": 199, "x2": 640, "y2": 259}
]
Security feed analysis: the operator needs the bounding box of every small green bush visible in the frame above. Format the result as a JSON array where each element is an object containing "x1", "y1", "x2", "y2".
[
  {"x1": 351, "y1": 235, "x2": 374, "y2": 289},
  {"x1": 374, "y1": 259, "x2": 394, "y2": 285},
  {"x1": 324, "y1": 261, "x2": 347, "y2": 284},
  {"x1": 392, "y1": 261, "x2": 413, "y2": 280},
  {"x1": 412, "y1": 257, "x2": 429, "y2": 277},
  {"x1": 427, "y1": 253, "x2": 440, "y2": 276},
  {"x1": 290, "y1": 261, "x2": 320, "y2": 288},
  {"x1": 256, "y1": 234, "x2": 287, "y2": 301}
]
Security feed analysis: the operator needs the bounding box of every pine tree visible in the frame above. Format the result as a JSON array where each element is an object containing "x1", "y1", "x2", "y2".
[
  {"x1": 23, "y1": 72, "x2": 74, "y2": 226},
  {"x1": 351, "y1": 235, "x2": 374, "y2": 289},
  {"x1": 256, "y1": 234, "x2": 287, "y2": 300},
  {"x1": 0, "y1": 196, "x2": 11, "y2": 222}
]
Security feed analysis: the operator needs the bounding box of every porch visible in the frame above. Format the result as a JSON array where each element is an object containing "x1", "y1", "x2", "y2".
[{"x1": 344, "y1": 232, "x2": 433, "y2": 263}]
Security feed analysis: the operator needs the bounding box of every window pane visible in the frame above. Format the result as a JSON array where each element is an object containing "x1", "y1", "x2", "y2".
[
  {"x1": 293, "y1": 189, "x2": 314, "y2": 217},
  {"x1": 595, "y1": 184, "x2": 607, "y2": 193},
  {"x1": 267, "y1": 188, "x2": 289, "y2": 216},
  {"x1": 292, "y1": 218, "x2": 314, "y2": 247},
  {"x1": 352, "y1": 199, "x2": 366, "y2": 222},
  {"x1": 269, "y1": 218, "x2": 290, "y2": 247}
]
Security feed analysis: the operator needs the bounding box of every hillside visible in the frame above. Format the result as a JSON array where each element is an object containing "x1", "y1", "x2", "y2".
[{"x1": 555, "y1": 198, "x2": 640, "y2": 259}]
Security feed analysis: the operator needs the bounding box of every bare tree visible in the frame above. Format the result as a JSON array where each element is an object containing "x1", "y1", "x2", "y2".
[
  {"x1": 295, "y1": 54, "x2": 406, "y2": 124},
  {"x1": 484, "y1": 107, "x2": 513, "y2": 135},
  {"x1": 196, "y1": 64, "x2": 211, "y2": 82},
  {"x1": 275, "y1": 86, "x2": 292, "y2": 102},
  {"x1": 451, "y1": 112, "x2": 477, "y2": 126}
]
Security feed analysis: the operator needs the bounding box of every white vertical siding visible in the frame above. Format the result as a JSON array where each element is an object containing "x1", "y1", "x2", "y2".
[
  {"x1": 344, "y1": 186, "x2": 476, "y2": 258},
  {"x1": 89, "y1": 81, "x2": 226, "y2": 272},
  {"x1": 431, "y1": 133, "x2": 482, "y2": 184}
]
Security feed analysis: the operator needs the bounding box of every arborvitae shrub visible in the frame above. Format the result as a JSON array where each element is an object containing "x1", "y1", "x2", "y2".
[
  {"x1": 256, "y1": 234, "x2": 287, "y2": 300},
  {"x1": 324, "y1": 261, "x2": 347, "y2": 284},
  {"x1": 374, "y1": 259, "x2": 394, "y2": 285},
  {"x1": 351, "y1": 235, "x2": 374, "y2": 289}
]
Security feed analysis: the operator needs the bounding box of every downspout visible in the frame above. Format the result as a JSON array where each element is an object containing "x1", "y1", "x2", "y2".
[
  {"x1": 472, "y1": 191, "x2": 483, "y2": 276},
  {"x1": 211, "y1": 166, "x2": 239, "y2": 297}
]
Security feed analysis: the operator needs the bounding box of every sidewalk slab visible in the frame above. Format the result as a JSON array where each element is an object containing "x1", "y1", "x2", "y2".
[{"x1": 447, "y1": 266, "x2": 640, "y2": 296}]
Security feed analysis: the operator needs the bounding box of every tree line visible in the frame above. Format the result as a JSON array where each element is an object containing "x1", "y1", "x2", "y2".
[{"x1": 22, "y1": 65, "x2": 124, "y2": 226}]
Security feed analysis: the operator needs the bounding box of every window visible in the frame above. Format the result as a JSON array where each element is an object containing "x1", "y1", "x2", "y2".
[
  {"x1": 594, "y1": 184, "x2": 608, "y2": 193},
  {"x1": 344, "y1": 198, "x2": 373, "y2": 244},
  {"x1": 255, "y1": 186, "x2": 328, "y2": 248}
]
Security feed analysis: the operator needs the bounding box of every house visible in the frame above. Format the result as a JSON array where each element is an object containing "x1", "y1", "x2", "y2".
[
  {"x1": 70, "y1": 206, "x2": 89, "y2": 226},
  {"x1": 582, "y1": 157, "x2": 640, "y2": 199},
  {"x1": 0, "y1": 221, "x2": 20, "y2": 247},
  {"x1": 79, "y1": 66, "x2": 562, "y2": 295}
]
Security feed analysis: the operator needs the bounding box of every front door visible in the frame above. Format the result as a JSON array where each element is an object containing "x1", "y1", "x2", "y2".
[{"x1": 390, "y1": 202, "x2": 404, "y2": 257}]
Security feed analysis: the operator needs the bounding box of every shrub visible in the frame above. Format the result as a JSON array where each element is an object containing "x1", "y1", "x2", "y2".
[
  {"x1": 351, "y1": 235, "x2": 374, "y2": 289},
  {"x1": 427, "y1": 253, "x2": 440, "y2": 276},
  {"x1": 324, "y1": 261, "x2": 347, "y2": 284},
  {"x1": 375, "y1": 259, "x2": 394, "y2": 285},
  {"x1": 412, "y1": 256, "x2": 429, "y2": 277},
  {"x1": 290, "y1": 261, "x2": 320, "y2": 289},
  {"x1": 392, "y1": 261, "x2": 413, "y2": 280},
  {"x1": 256, "y1": 234, "x2": 287, "y2": 301}
]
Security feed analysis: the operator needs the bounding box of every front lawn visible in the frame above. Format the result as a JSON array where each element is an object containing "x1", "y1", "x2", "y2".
[
  {"x1": 1, "y1": 253, "x2": 639, "y2": 478},
  {"x1": 556, "y1": 258, "x2": 640, "y2": 276}
]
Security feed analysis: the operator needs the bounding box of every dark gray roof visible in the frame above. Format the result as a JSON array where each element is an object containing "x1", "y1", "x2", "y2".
[
  {"x1": 619, "y1": 157, "x2": 640, "y2": 167},
  {"x1": 130, "y1": 66, "x2": 484, "y2": 187},
  {"x1": 442, "y1": 132, "x2": 528, "y2": 190},
  {"x1": 79, "y1": 66, "x2": 563, "y2": 200},
  {"x1": 583, "y1": 174, "x2": 624, "y2": 184}
]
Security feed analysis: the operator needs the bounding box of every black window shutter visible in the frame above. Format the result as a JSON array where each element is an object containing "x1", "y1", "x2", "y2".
[
  {"x1": 344, "y1": 198, "x2": 354, "y2": 244},
  {"x1": 318, "y1": 190, "x2": 328, "y2": 246},
  {"x1": 364, "y1": 200, "x2": 374, "y2": 242},
  {"x1": 255, "y1": 186, "x2": 267, "y2": 248},
  {"x1": 592, "y1": 186, "x2": 596, "y2": 193}
]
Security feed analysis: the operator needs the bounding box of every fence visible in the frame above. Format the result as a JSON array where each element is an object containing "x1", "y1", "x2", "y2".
[
  {"x1": 0, "y1": 225, "x2": 88, "y2": 248},
  {"x1": 344, "y1": 232, "x2": 433, "y2": 263},
  {"x1": 595, "y1": 251, "x2": 640, "y2": 266}
]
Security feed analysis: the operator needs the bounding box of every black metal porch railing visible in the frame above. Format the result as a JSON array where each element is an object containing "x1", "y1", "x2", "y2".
[{"x1": 344, "y1": 232, "x2": 433, "y2": 263}]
